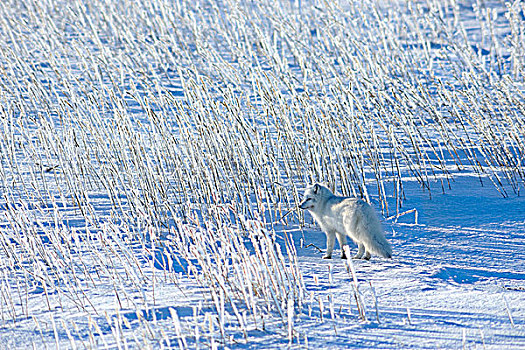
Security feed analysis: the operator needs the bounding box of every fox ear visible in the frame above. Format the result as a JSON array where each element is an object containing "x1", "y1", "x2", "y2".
[{"x1": 313, "y1": 184, "x2": 320, "y2": 194}]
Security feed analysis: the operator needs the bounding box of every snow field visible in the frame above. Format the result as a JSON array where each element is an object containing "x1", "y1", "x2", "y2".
[{"x1": 0, "y1": 0, "x2": 524, "y2": 348}]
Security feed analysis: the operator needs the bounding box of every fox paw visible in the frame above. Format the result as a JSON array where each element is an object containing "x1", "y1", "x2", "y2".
[{"x1": 322, "y1": 255, "x2": 332, "y2": 259}]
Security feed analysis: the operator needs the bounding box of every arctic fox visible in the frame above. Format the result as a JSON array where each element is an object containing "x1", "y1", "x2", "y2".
[{"x1": 299, "y1": 184, "x2": 392, "y2": 260}]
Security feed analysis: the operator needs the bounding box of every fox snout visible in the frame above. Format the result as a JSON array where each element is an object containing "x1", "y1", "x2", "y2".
[
  {"x1": 299, "y1": 199, "x2": 312, "y2": 210},
  {"x1": 299, "y1": 184, "x2": 322, "y2": 210}
]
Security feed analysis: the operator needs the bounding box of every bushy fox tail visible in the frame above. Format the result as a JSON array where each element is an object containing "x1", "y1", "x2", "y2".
[
  {"x1": 370, "y1": 233, "x2": 393, "y2": 258},
  {"x1": 359, "y1": 203, "x2": 393, "y2": 259}
]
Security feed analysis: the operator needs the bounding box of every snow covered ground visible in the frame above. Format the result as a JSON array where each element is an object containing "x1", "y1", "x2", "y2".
[
  {"x1": 0, "y1": 0, "x2": 524, "y2": 348},
  {"x1": 293, "y1": 176, "x2": 525, "y2": 349}
]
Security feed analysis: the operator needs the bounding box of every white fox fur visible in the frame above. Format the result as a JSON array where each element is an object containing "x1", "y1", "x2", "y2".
[{"x1": 299, "y1": 184, "x2": 392, "y2": 260}]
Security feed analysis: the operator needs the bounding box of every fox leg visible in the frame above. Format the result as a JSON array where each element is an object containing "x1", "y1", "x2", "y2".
[
  {"x1": 353, "y1": 243, "x2": 365, "y2": 259},
  {"x1": 323, "y1": 230, "x2": 336, "y2": 259},
  {"x1": 336, "y1": 232, "x2": 348, "y2": 259},
  {"x1": 363, "y1": 251, "x2": 371, "y2": 260}
]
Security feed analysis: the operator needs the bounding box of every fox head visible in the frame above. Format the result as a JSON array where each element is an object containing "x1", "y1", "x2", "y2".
[{"x1": 299, "y1": 183, "x2": 332, "y2": 210}]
